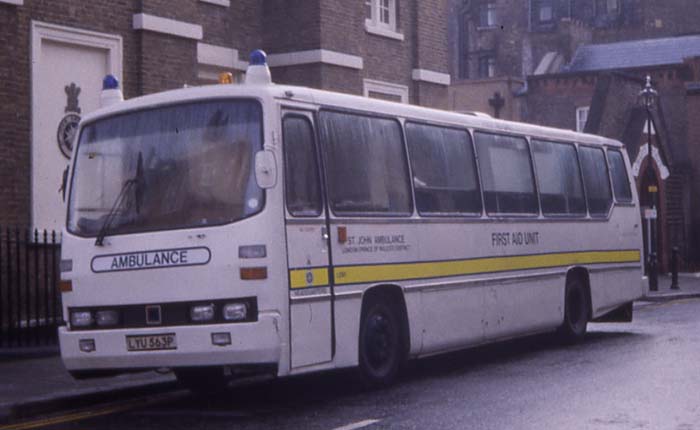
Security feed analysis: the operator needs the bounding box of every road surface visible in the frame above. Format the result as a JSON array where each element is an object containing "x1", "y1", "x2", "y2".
[{"x1": 21, "y1": 299, "x2": 700, "y2": 430}]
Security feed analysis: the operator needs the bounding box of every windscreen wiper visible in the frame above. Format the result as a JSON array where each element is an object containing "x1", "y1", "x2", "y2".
[{"x1": 95, "y1": 153, "x2": 144, "y2": 246}]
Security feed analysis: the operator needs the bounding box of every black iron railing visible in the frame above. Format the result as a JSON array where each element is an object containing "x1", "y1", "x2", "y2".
[{"x1": 0, "y1": 227, "x2": 63, "y2": 347}]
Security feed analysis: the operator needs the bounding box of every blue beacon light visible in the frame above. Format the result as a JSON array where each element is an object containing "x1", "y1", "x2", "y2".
[
  {"x1": 103, "y1": 74, "x2": 120, "y2": 90},
  {"x1": 245, "y1": 49, "x2": 272, "y2": 85},
  {"x1": 250, "y1": 49, "x2": 267, "y2": 66},
  {"x1": 100, "y1": 74, "x2": 124, "y2": 107}
]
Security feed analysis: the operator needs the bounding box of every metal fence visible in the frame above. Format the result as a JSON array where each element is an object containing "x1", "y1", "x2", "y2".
[{"x1": 0, "y1": 227, "x2": 63, "y2": 347}]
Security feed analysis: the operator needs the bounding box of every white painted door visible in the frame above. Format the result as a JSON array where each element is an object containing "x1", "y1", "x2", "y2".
[
  {"x1": 283, "y1": 111, "x2": 334, "y2": 369},
  {"x1": 31, "y1": 23, "x2": 121, "y2": 231}
]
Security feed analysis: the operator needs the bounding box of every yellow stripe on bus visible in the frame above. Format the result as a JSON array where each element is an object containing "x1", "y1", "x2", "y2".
[
  {"x1": 333, "y1": 250, "x2": 640, "y2": 285},
  {"x1": 289, "y1": 267, "x2": 330, "y2": 289},
  {"x1": 289, "y1": 249, "x2": 641, "y2": 289}
]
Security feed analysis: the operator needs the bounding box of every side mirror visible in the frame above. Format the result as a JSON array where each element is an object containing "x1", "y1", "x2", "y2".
[
  {"x1": 59, "y1": 166, "x2": 69, "y2": 202},
  {"x1": 255, "y1": 150, "x2": 277, "y2": 189}
]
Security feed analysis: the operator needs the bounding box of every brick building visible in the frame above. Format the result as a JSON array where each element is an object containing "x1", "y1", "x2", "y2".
[
  {"x1": 527, "y1": 37, "x2": 700, "y2": 271},
  {"x1": 447, "y1": 0, "x2": 700, "y2": 118},
  {"x1": 447, "y1": 1, "x2": 700, "y2": 269},
  {"x1": 0, "y1": 0, "x2": 451, "y2": 231}
]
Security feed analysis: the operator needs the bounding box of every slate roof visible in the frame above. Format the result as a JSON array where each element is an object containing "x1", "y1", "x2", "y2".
[{"x1": 567, "y1": 34, "x2": 700, "y2": 73}]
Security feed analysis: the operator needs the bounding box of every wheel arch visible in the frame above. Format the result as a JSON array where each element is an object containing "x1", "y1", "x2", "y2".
[{"x1": 360, "y1": 284, "x2": 411, "y2": 356}]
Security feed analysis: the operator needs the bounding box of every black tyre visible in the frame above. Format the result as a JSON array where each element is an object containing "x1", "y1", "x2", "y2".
[
  {"x1": 558, "y1": 278, "x2": 589, "y2": 343},
  {"x1": 358, "y1": 299, "x2": 404, "y2": 388},
  {"x1": 174, "y1": 367, "x2": 228, "y2": 395}
]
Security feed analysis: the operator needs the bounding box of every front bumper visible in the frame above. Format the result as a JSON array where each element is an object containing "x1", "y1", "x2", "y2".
[{"x1": 59, "y1": 313, "x2": 281, "y2": 371}]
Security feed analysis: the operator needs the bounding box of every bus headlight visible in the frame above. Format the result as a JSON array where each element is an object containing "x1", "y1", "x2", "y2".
[
  {"x1": 95, "y1": 310, "x2": 120, "y2": 327},
  {"x1": 190, "y1": 304, "x2": 215, "y2": 322},
  {"x1": 70, "y1": 310, "x2": 93, "y2": 328},
  {"x1": 222, "y1": 303, "x2": 248, "y2": 321}
]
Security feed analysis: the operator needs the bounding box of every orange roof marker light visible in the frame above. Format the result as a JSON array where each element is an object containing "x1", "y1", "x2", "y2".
[{"x1": 218, "y1": 72, "x2": 234, "y2": 84}]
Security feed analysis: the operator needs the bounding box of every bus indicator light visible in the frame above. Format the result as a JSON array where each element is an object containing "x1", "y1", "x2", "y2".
[
  {"x1": 238, "y1": 245, "x2": 267, "y2": 259},
  {"x1": 337, "y1": 226, "x2": 347, "y2": 244},
  {"x1": 59, "y1": 280, "x2": 73, "y2": 293},
  {"x1": 240, "y1": 267, "x2": 267, "y2": 280},
  {"x1": 60, "y1": 259, "x2": 73, "y2": 273}
]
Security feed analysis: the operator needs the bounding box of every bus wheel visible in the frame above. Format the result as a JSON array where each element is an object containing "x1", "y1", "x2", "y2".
[
  {"x1": 358, "y1": 299, "x2": 403, "y2": 388},
  {"x1": 558, "y1": 277, "x2": 589, "y2": 343},
  {"x1": 174, "y1": 367, "x2": 228, "y2": 395}
]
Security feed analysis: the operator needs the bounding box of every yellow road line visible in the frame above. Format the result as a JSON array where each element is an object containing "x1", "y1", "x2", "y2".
[
  {"x1": 0, "y1": 404, "x2": 128, "y2": 430},
  {"x1": 0, "y1": 390, "x2": 186, "y2": 430}
]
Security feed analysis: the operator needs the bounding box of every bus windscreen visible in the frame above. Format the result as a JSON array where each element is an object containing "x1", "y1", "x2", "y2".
[{"x1": 67, "y1": 100, "x2": 264, "y2": 237}]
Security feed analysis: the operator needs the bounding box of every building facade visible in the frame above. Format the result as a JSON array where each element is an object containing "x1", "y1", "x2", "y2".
[
  {"x1": 448, "y1": 0, "x2": 700, "y2": 118},
  {"x1": 0, "y1": 0, "x2": 451, "y2": 230},
  {"x1": 526, "y1": 38, "x2": 700, "y2": 271},
  {"x1": 447, "y1": 1, "x2": 700, "y2": 269}
]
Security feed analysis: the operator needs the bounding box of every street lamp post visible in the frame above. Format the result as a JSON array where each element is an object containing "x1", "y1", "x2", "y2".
[{"x1": 639, "y1": 75, "x2": 658, "y2": 291}]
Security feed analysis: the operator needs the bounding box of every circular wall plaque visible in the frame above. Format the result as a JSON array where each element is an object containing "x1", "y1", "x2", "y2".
[{"x1": 56, "y1": 112, "x2": 81, "y2": 158}]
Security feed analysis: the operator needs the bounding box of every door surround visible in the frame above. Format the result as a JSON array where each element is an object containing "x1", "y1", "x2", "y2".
[{"x1": 30, "y1": 21, "x2": 122, "y2": 230}]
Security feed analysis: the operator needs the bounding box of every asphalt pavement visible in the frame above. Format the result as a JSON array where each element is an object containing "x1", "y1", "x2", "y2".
[
  {"x1": 0, "y1": 351, "x2": 175, "y2": 423},
  {"x1": 1, "y1": 272, "x2": 699, "y2": 427}
]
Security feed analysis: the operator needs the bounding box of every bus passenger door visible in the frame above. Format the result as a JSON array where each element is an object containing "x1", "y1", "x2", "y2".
[{"x1": 282, "y1": 111, "x2": 334, "y2": 369}]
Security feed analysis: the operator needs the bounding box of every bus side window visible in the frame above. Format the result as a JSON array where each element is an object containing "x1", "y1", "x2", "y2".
[
  {"x1": 474, "y1": 132, "x2": 538, "y2": 215},
  {"x1": 579, "y1": 146, "x2": 613, "y2": 216},
  {"x1": 283, "y1": 116, "x2": 323, "y2": 217},
  {"x1": 607, "y1": 149, "x2": 633, "y2": 203},
  {"x1": 405, "y1": 122, "x2": 481, "y2": 215},
  {"x1": 531, "y1": 139, "x2": 586, "y2": 216},
  {"x1": 318, "y1": 111, "x2": 411, "y2": 216}
]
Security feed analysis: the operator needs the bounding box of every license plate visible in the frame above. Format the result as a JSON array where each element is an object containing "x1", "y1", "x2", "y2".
[{"x1": 126, "y1": 333, "x2": 177, "y2": 351}]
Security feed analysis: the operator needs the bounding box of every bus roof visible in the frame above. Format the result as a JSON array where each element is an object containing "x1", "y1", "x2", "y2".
[{"x1": 82, "y1": 82, "x2": 622, "y2": 149}]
